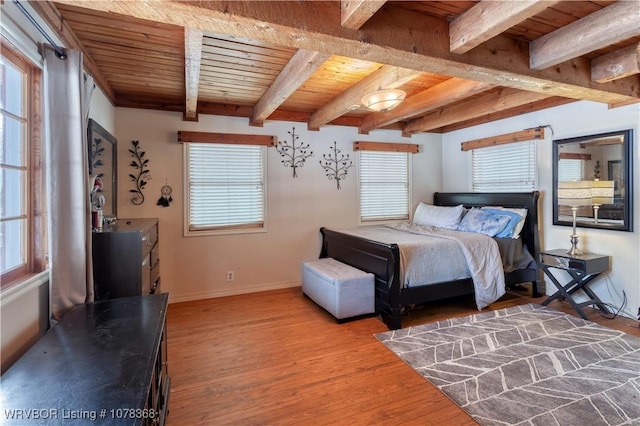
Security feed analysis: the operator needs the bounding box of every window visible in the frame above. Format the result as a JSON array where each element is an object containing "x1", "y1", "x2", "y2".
[
  {"x1": 185, "y1": 143, "x2": 266, "y2": 234},
  {"x1": 1, "y1": 41, "x2": 45, "y2": 288},
  {"x1": 472, "y1": 140, "x2": 537, "y2": 192},
  {"x1": 359, "y1": 151, "x2": 410, "y2": 222},
  {"x1": 558, "y1": 159, "x2": 584, "y2": 182}
]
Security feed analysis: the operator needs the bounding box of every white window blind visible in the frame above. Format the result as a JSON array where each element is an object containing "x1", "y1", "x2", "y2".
[
  {"x1": 558, "y1": 159, "x2": 584, "y2": 182},
  {"x1": 472, "y1": 140, "x2": 537, "y2": 192},
  {"x1": 186, "y1": 143, "x2": 265, "y2": 232},
  {"x1": 359, "y1": 151, "x2": 409, "y2": 221}
]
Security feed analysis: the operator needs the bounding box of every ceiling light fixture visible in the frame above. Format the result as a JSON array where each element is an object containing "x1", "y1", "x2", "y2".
[{"x1": 361, "y1": 89, "x2": 406, "y2": 112}]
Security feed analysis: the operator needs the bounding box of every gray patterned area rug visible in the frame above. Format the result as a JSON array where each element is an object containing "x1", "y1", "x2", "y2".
[{"x1": 375, "y1": 304, "x2": 640, "y2": 425}]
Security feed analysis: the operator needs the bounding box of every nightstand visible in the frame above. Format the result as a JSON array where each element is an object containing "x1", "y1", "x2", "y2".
[{"x1": 539, "y1": 249, "x2": 610, "y2": 320}]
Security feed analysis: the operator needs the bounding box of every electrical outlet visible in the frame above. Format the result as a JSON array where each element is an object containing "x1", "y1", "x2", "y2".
[{"x1": 226, "y1": 271, "x2": 234, "y2": 282}]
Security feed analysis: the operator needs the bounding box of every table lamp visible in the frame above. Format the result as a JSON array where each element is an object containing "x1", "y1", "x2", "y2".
[
  {"x1": 558, "y1": 180, "x2": 592, "y2": 256},
  {"x1": 591, "y1": 180, "x2": 614, "y2": 223}
]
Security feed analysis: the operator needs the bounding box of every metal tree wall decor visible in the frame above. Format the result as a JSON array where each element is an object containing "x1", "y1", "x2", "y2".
[
  {"x1": 128, "y1": 140, "x2": 151, "y2": 205},
  {"x1": 319, "y1": 141, "x2": 353, "y2": 190},
  {"x1": 276, "y1": 126, "x2": 313, "y2": 177}
]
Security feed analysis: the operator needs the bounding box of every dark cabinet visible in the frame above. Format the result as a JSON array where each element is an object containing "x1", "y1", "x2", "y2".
[
  {"x1": 0, "y1": 294, "x2": 170, "y2": 425},
  {"x1": 92, "y1": 218, "x2": 160, "y2": 300}
]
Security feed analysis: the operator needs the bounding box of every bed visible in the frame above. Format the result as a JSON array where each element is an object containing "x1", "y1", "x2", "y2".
[{"x1": 319, "y1": 192, "x2": 541, "y2": 330}]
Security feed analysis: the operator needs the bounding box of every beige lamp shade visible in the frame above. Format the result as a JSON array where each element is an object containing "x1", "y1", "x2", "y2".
[
  {"x1": 558, "y1": 180, "x2": 592, "y2": 206},
  {"x1": 361, "y1": 89, "x2": 406, "y2": 112},
  {"x1": 591, "y1": 180, "x2": 614, "y2": 205}
]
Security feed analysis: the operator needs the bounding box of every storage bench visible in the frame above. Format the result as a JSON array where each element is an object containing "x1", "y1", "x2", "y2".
[{"x1": 301, "y1": 257, "x2": 375, "y2": 321}]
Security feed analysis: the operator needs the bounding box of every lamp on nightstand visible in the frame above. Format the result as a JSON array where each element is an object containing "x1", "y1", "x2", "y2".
[
  {"x1": 558, "y1": 180, "x2": 592, "y2": 256},
  {"x1": 591, "y1": 180, "x2": 614, "y2": 223}
]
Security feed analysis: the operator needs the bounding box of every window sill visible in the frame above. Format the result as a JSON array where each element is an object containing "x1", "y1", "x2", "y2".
[{"x1": 1, "y1": 270, "x2": 49, "y2": 307}]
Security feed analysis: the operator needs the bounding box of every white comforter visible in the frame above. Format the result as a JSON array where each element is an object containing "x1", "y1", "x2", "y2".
[{"x1": 336, "y1": 223, "x2": 505, "y2": 310}]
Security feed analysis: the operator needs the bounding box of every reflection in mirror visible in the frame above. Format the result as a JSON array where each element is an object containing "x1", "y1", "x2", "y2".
[
  {"x1": 553, "y1": 129, "x2": 633, "y2": 232},
  {"x1": 88, "y1": 119, "x2": 117, "y2": 218}
]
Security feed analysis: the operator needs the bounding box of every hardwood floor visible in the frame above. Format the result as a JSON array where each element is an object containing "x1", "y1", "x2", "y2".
[{"x1": 165, "y1": 286, "x2": 640, "y2": 425}]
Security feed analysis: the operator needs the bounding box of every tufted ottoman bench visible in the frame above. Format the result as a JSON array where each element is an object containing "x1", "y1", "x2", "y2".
[{"x1": 301, "y1": 257, "x2": 375, "y2": 322}]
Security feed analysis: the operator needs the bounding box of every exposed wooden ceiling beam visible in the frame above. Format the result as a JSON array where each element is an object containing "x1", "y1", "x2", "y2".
[
  {"x1": 30, "y1": 1, "x2": 116, "y2": 103},
  {"x1": 252, "y1": 49, "x2": 330, "y2": 126},
  {"x1": 591, "y1": 43, "x2": 640, "y2": 84},
  {"x1": 530, "y1": 1, "x2": 640, "y2": 70},
  {"x1": 184, "y1": 27, "x2": 203, "y2": 121},
  {"x1": 341, "y1": 0, "x2": 386, "y2": 30},
  {"x1": 403, "y1": 88, "x2": 551, "y2": 135},
  {"x1": 439, "y1": 96, "x2": 574, "y2": 133},
  {"x1": 192, "y1": 101, "x2": 367, "y2": 129},
  {"x1": 50, "y1": 0, "x2": 638, "y2": 106},
  {"x1": 581, "y1": 137, "x2": 623, "y2": 147},
  {"x1": 359, "y1": 78, "x2": 493, "y2": 133},
  {"x1": 450, "y1": 0, "x2": 560, "y2": 54},
  {"x1": 308, "y1": 65, "x2": 421, "y2": 130}
]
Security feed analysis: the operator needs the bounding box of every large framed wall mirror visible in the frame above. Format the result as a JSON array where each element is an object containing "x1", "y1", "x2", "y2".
[
  {"x1": 88, "y1": 119, "x2": 117, "y2": 218},
  {"x1": 553, "y1": 129, "x2": 633, "y2": 231}
]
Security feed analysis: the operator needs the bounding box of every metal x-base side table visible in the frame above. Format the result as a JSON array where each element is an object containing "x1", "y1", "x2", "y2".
[{"x1": 539, "y1": 249, "x2": 610, "y2": 320}]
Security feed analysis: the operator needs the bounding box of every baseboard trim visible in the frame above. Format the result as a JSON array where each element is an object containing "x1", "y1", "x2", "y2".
[{"x1": 168, "y1": 280, "x2": 301, "y2": 304}]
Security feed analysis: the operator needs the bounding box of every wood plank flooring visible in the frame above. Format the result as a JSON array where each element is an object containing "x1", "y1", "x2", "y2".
[{"x1": 165, "y1": 287, "x2": 640, "y2": 425}]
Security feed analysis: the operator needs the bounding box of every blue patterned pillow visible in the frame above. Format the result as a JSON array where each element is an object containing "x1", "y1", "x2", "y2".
[
  {"x1": 482, "y1": 208, "x2": 523, "y2": 238},
  {"x1": 457, "y1": 208, "x2": 511, "y2": 237},
  {"x1": 481, "y1": 206, "x2": 527, "y2": 239}
]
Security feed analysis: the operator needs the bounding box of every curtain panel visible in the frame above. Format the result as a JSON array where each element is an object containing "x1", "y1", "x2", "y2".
[{"x1": 44, "y1": 47, "x2": 94, "y2": 319}]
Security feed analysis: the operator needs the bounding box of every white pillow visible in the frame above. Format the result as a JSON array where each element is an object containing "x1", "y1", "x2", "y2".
[
  {"x1": 481, "y1": 206, "x2": 527, "y2": 238},
  {"x1": 413, "y1": 202, "x2": 465, "y2": 229}
]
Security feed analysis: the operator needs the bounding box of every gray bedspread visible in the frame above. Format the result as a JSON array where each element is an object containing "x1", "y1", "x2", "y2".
[{"x1": 335, "y1": 223, "x2": 506, "y2": 310}]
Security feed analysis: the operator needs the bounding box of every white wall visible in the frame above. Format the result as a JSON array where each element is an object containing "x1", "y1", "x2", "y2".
[
  {"x1": 115, "y1": 109, "x2": 442, "y2": 302},
  {"x1": 442, "y1": 100, "x2": 640, "y2": 319}
]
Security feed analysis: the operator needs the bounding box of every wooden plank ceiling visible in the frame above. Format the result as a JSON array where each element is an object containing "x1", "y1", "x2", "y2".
[{"x1": 37, "y1": 0, "x2": 640, "y2": 134}]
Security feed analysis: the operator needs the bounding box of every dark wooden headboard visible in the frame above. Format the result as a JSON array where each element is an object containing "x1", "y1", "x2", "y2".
[{"x1": 433, "y1": 191, "x2": 541, "y2": 264}]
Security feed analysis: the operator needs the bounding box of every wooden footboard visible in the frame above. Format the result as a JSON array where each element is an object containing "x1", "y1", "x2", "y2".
[
  {"x1": 319, "y1": 228, "x2": 480, "y2": 329},
  {"x1": 319, "y1": 227, "x2": 402, "y2": 329}
]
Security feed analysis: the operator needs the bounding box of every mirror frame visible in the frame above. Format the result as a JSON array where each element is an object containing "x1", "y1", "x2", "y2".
[
  {"x1": 88, "y1": 119, "x2": 117, "y2": 218},
  {"x1": 553, "y1": 129, "x2": 633, "y2": 232}
]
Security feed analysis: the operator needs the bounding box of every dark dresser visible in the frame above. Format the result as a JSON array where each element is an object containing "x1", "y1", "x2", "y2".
[
  {"x1": 0, "y1": 294, "x2": 170, "y2": 425},
  {"x1": 92, "y1": 218, "x2": 160, "y2": 300}
]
